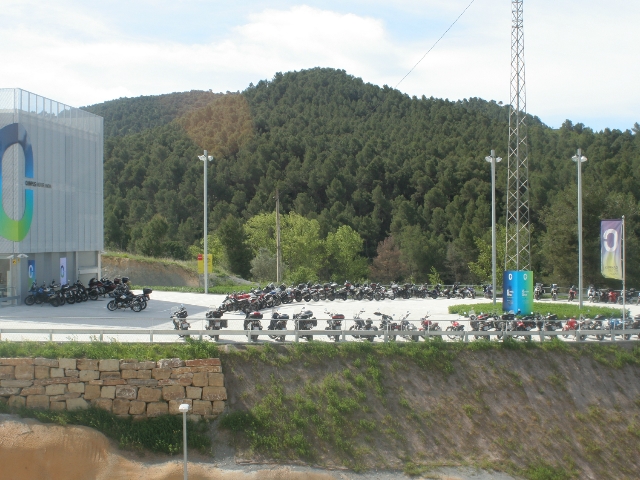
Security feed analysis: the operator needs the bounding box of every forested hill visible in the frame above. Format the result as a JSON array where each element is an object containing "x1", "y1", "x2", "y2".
[{"x1": 87, "y1": 67, "x2": 640, "y2": 285}]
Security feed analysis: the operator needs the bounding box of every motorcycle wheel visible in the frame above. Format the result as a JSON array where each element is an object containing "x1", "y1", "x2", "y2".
[
  {"x1": 140, "y1": 300, "x2": 147, "y2": 310},
  {"x1": 35, "y1": 296, "x2": 43, "y2": 305},
  {"x1": 552, "y1": 294, "x2": 557, "y2": 301},
  {"x1": 107, "y1": 300, "x2": 117, "y2": 311},
  {"x1": 349, "y1": 325, "x2": 360, "y2": 340},
  {"x1": 578, "y1": 334, "x2": 587, "y2": 341},
  {"x1": 89, "y1": 291, "x2": 99, "y2": 301},
  {"x1": 278, "y1": 335, "x2": 286, "y2": 342},
  {"x1": 446, "y1": 326, "x2": 457, "y2": 341},
  {"x1": 624, "y1": 334, "x2": 631, "y2": 340},
  {"x1": 312, "y1": 294, "x2": 319, "y2": 302},
  {"x1": 212, "y1": 335, "x2": 219, "y2": 341},
  {"x1": 66, "y1": 295, "x2": 75, "y2": 305},
  {"x1": 596, "y1": 334, "x2": 604, "y2": 341},
  {"x1": 327, "y1": 293, "x2": 335, "y2": 301},
  {"x1": 306, "y1": 335, "x2": 313, "y2": 341},
  {"x1": 131, "y1": 301, "x2": 143, "y2": 312},
  {"x1": 58, "y1": 296, "x2": 66, "y2": 306},
  {"x1": 295, "y1": 293, "x2": 302, "y2": 302},
  {"x1": 374, "y1": 293, "x2": 381, "y2": 301},
  {"x1": 268, "y1": 334, "x2": 278, "y2": 340},
  {"x1": 24, "y1": 295, "x2": 35, "y2": 306},
  {"x1": 370, "y1": 326, "x2": 378, "y2": 342},
  {"x1": 50, "y1": 298, "x2": 60, "y2": 307}
]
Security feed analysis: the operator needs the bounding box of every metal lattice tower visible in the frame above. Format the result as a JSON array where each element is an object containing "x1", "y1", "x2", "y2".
[{"x1": 505, "y1": 0, "x2": 531, "y2": 271}]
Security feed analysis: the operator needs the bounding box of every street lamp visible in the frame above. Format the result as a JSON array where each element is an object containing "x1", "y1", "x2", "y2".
[
  {"x1": 572, "y1": 148, "x2": 587, "y2": 308},
  {"x1": 485, "y1": 150, "x2": 502, "y2": 306},
  {"x1": 179, "y1": 403, "x2": 190, "y2": 480},
  {"x1": 198, "y1": 150, "x2": 214, "y2": 294}
]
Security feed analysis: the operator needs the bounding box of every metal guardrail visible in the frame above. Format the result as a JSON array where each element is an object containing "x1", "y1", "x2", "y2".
[{"x1": 0, "y1": 324, "x2": 637, "y2": 343}]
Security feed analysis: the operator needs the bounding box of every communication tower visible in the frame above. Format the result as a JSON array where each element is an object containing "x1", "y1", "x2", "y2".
[{"x1": 505, "y1": 0, "x2": 531, "y2": 271}]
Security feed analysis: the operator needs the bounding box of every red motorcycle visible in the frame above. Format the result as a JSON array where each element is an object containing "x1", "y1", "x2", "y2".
[
  {"x1": 608, "y1": 289, "x2": 618, "y2": 304},
  {"x1": 446, "y1": 320, "x2": 464, "y2": 340}
]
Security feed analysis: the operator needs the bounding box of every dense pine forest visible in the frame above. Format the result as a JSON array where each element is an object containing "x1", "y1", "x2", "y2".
[{"x1": 85, "y1": 68, "x2": 640, "y2": 286}]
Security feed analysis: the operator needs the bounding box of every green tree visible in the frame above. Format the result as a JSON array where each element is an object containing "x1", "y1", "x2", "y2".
[
  {"x1": 136, "y1": 214, "x2": 169, "y2": 257},
  {"x1": 325, "y1": 225, "x2": 368, "y2": 281},
  {"x1": 250, "y1": 248, "x2": 277, "y2": 283},
  {"x1": 468, "y1": 225, "x2": 506, "y2": 283},
  {"x1": 217, "y1": 216, "x2": 252, "y2": 278}
]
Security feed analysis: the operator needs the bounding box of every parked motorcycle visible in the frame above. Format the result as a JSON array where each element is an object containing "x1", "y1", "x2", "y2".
[
  {"x1": 24, "y1": 280, "x2": 60, "y2": 307},
  {"x1": 171, "y1": 305, "x2": 190, "y2": 338},
  {"x1": 446, "y1": 319, "x2": 465, "y2": 340},
  {"x1": 324, "y1": 309, "x2": 344, "y2": 342},
  {"x1": 534, "y1": 283, "x2": 543, "y2": 301},
  {"x1": 398, "y1": 311, "x2": 419, "y2": 341},
  {"x1": 293, "y1": 307, "x2": 316, "y2": 341},
  {"x1": 551, "y1": 284, "x2": 559, "y2": 301},
  {"x1": 268, "y1": 310, "x2": 289, "y2": 342},
  {"x1": 349, "y1": 309, "x2": 378, "y2": 342},
  {"x1": 375, "y1": 311, "x2": 401, "y2": 340},
  {"x1": 244, "y1": 311, "x2": 263, "y2": 342},
  {"x1": 205, "y1": 307, "x2": 227, "y2": 341},
  {"x1": 568, "y1": 285, "x2": 577, "y2": 302},
  {"x1": 107, "y1": 288, "x2": 143, "y2": 312}
]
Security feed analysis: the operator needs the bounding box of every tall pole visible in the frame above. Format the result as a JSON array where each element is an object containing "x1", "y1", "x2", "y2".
[
  {"x1": 572, "y1": 149, "x2": 587, "y2": 308},
  {"x1": 505, "y1": 0, "x2": 531, "y2": 272},
  {"x1": 198, "y1": 151, "x2": 213, "y2": 294},
  {"x1": 275, "y1": 189, "x2": 282, "y2": 283},
  {"x1": 486, "y1": 150, "x2": 502, "y2": 306},
  {"x1": 622, "y1": 215, "x2": 626, "y2": 325},
  {"x1": 183, "y1": 408, "x2": 188, "y2": 480}
]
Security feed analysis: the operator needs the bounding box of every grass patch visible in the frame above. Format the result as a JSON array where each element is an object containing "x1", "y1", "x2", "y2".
[
  {"x1": 0, "y1": 338, "x2": 219, "y2": 360},
  {"x1": 449, "y1": 303, "x2": 623, "y2": 319},
  {"x1": 0, "y1": 403, "x2": 210, "y2": 454}
]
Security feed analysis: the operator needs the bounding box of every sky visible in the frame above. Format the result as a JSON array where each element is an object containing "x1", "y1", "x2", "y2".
[{"x1": 1, "y1": 0, "x2": 638, "y2": 131}]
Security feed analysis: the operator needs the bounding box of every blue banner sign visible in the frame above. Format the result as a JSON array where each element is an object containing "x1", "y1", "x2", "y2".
[{"x1": 503, "y1": 270, "x2": 533, "y2": 314}]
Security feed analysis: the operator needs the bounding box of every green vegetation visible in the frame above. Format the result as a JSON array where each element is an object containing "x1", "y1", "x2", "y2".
[
  {"x1": 0, "y1": 403, "x2": 210, "y2": 455},
  {"x1": 0, "y1": 338, "x2": 219, "y2": 361},
  {"x1": 448, "y1": 302, "x2": 623, "y2": 318},
  {"x1": 89, "y1": 68, "x2": 640, "y2": 286}
]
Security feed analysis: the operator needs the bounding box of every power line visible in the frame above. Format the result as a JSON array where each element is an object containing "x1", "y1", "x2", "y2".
[{"x1": 394, "y1": 0, "x2": 477, "y2": 89}]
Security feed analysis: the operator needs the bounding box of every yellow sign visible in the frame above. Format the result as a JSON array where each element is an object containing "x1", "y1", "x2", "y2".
[{"x1": 197, "y1": 254, "x2": 213, "y2": 274}]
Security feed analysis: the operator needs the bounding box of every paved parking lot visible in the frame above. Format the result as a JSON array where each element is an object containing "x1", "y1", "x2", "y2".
[{"x1": 0, "y1": 290, "x2": 637, "y2": 344}]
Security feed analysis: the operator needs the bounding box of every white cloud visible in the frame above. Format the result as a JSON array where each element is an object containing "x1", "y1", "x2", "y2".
[{"x1": 0, "y1": 2, "x2": 638, "y2": 130}]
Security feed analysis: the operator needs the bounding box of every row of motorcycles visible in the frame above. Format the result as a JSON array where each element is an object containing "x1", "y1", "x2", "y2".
[
  {"x1": 25, "y1": 279, "x2": 100, "y2": 307},
  {"x1": 534, "y1": 283, "x2": 638, "y2": 304},
  {"x1": 463, "y1": 311, "x2": 640, "y2": 341},
  {"x1": 219, "y1": 282, "x2": 477, "y2": 313},
  {"x1": 172, "y1": 304, "x2": 445, "y2": 343}
]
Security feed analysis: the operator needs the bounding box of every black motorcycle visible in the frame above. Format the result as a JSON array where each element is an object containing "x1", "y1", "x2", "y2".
[
  {"x1": 205, "y1": 307, "x2": 227, "y2": 341},
  {"x1": 293, "y1": 308, "x2": 316, "y2": 341},
  {"x1": 244, "y1": 311, "x2": 263, "y2": 342},
  {"x1": 107, "y1": 288, "x2": 143, "y2": 312},
  {"x1": 268, "y1": 310, "x2": 289, "y2": 342}
]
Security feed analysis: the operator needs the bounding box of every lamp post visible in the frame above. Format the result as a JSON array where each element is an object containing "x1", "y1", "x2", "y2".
[
  {"x1": 572, "y1": 149, "x2": 587, "y2": 308},
  {"x1": 485, "y1": 150, "x2": 502, "y2": 306},
  {"x1": 178, "y1": 403, "x2": 190, "y2": 479},
  {"x1": 198, "y1": 151, "x2": 213, "y2": 294}
]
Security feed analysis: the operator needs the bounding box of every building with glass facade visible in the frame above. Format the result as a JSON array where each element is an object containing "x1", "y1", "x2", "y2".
[{"x1": 0, "y1": 88, "x2": 103, "y2": 303}]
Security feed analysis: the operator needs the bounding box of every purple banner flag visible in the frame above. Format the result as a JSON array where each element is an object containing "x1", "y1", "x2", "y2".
[{"x1": 601, "y1": 220, "x2": 622, "y2": 279}]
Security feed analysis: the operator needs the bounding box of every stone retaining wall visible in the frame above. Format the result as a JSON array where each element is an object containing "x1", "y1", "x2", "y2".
[{"x1": 0, "y1": 357, "x2": 226, "y2": 421}]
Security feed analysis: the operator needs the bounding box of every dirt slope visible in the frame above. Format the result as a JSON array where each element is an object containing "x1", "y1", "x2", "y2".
[
  {"x1": 101, "y1": 256, "x2": 199, "y2": 287},
  {"x1": 221, "y1": 343, "x2": 640, "y2": 479},
  {"x1": 0, "y1": 415, "x2": 336, "y2": 480}
]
